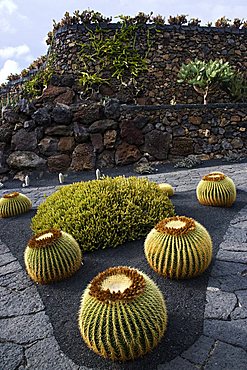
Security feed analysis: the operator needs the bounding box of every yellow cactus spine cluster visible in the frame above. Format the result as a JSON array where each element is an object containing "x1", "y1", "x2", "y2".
[
  {"x1": 0, "y1": 192, "x2": 32, "y2": 218},
  {"x1": 196, "y1": 172, "x2": 236, "y2": 207},
  {"x1": 144, "y1": 216, "x2": 213, "y2": 279},
  {"x1": 78, "y1": 266, "x2": 167, "y2": 361},
  {"x1": 24, "y1": 228, "x2": 82, "y2": 284}
]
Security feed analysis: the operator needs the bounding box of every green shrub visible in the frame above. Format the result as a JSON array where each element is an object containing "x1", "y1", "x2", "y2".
[{"x1": 31, "y1": 176, "x2": 175, "y2": 252}]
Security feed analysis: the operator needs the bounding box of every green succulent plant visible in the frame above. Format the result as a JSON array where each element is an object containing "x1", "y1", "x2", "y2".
[
  {"x1": 78, "y1": 266, "x2": 167, "y2": 361},
  {"x1": 24, "y1": 228, "x2": 82, "y2": 284},
  {"x1": 144, "y1": 216, "x2": 213, "y2": 279},
  {"x1": 177, "y1": 59, "x2": 236, "y2": 104},
  {"x1": 196, "y1": 172, "x2": 236, "y2": 207},
  {"x1": 158, "y1": 183, "x2": 175, "y2": 196},
  {"x1": 0, "y1": 192, "x2": 32, "y2": 218},
  {"x1": 31, "y1": 176, "x2": 175, "y2": 252}
]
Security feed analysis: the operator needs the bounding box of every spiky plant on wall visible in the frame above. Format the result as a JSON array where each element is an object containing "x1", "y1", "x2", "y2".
[
  {"x1": 144, "y1": 216, "x2": 212, "y2": 279},
  {"x1": 0, "y1": 192, "x2": 32, "y2": 218},
  {"x1": 31, "y1": 176, "x2": 175, "y2": 252},
  {"x1": 196, "y1": 172, "x2": 236, "y2": 207},
  {"x1": 158, "y1": 183, "x2": 174, "y2": 196},
  {"x1": 78, "y1": 266, "x2": 167, "y2": 361},
  {"x1": 24, "y1": 228, "x2": 82, "y2": 284}
]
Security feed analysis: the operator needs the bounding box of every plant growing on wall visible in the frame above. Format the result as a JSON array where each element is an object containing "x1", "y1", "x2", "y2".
[
  {"x1": 223, "y1": 73, "x2": 247, "y2": 102},
  {"x1": 177, "y1": 59, "x2": 238, "y2": 104},
  {"x1": 215, "y1": 16, "x2": 231, "y2": 27},
  {"x1": 21, "y1": 62, "x2": 53, "y2": 98},
  {"x1": 78, "y1": 16, "x2": 152, "y2": 95},
  {"x1": 168, "y1": 14, "x2": 188, "y2": 25}
]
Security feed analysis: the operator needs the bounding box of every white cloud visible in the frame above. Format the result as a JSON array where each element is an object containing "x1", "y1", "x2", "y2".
[
  {"x1": 0, "y1": 44, "x2": 31, "y2": 59},
  {"x1": 0, "y1": 59, "x2": 21, "y2": 83},
  {"x1": 0, "y1": 0, "x2": 18, "y2": 32},
  {"x1": 0, "y1": 0, "x2": 17, "y2": 14},
  {"x1": 0, "y1": 17, "x2": 15, "y2": 33}
]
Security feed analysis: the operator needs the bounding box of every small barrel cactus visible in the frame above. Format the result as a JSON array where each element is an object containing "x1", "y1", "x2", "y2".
[
  {"x1": 0, "y1": 192, "x2": 32, "y2": 218},
  {"x1": 144, "y1": 216, "x2": 212, "y2": 279},
  {"x1": 24, "y1": 228, "x2": 82, "y2": 284},
  {"x1": 78, "y1": 266, "x2": 167, "y2": 361},
  {"x1": 158, "y1": 183, "x2": 174, "y2": 196},
  {"x1": 196, "y1": 172, "x2": 236, "y2": 207}
]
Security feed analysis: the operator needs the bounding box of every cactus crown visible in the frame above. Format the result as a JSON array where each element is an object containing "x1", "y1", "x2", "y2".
[
  {"x1": 28, "y1": 228, "x2": 62, "y2": 249},
  {"x1": 155, "y1": 216, "x2": 195, "y2": 236},
  {"x1": 89, "y1": 266, "x2": 146, "y2": 303},
  {"x1": 3, "y1": 192, "x2": 20, "y2": 199},
  {"x1": 202, "y1": 172, "x2": 225, "y2": 182}
]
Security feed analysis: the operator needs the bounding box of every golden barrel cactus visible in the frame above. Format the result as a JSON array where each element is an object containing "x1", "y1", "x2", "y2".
[
  {"x1": 196, "y1": 172, "x2": 236, "y2": 207},
  {"x1": 24, "y1": 228, "x2": 82, "y2": 284},
  {"x1": 0, "y1": 192, "x2": 32, "y2": 218},
  {"x1": 158, "y1": 183, "x2": 174, "y2": 196},
  {"x1": 78, "y1": 266, "x2": 167, "y2": 361},
  {"x1": 144, "y1": 216, "x2": 212, "y2": 279}
]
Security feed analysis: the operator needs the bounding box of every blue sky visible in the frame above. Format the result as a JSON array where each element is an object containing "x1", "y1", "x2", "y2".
[{"x1": 0, "y1": 0, "x2": 246, "y2": 83}]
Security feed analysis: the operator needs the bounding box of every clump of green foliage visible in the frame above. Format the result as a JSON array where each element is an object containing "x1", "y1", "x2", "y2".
[
  {"x1": 78, "y1": 14, "x2": 152, "y2": 94},
  {"x1": 177, "y1": 59, "x2": 246, "y2": 103},
  {"x1": 21, "y1": 68, "x2": 52, "y2": 98},
  {"x1": 31, "y1": 176, "x2": 175, "y2": 252}
]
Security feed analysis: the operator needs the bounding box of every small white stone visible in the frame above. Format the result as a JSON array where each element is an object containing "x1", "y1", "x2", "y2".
[
  {"x1": 95, "y1": 168, "x2": 101, "y2": 180},
  {"x1": 58, "y1": 173, "x2": 65, "y2": 184},
  {"x1": 207, "y1": 287, "x2": 220, "y2": 292},
  {"x1": 24, "y1": 175, "x2": 30, "y2": 187}
]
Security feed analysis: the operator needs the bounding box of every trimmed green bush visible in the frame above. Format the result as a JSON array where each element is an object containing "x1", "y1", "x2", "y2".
[
  {"x1": 78, "y1": 266, "x2": 167, "y2": 361},
  {"x1": 144, "y1": 215, "x2": 212, "y2": 279},
  {"x1": 0, "y1": 192, "x2": 32, "y2": 218},
  {"x1": 31, "y1": 176, "x2": 175, "y2": 252},
  {"x1": 196, "y1": 172, "x2": 236, "y2": 207},
  {"x1": 24, "y1": 228, "x2": 82, "y2": 284}
]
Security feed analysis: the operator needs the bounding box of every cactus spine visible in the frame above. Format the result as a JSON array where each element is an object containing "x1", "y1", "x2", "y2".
[
  {"x1": 196, "y1": 172, "x2": 236, "y2": 207},
  {"x1": 0, "y1": 192, "x2": 32, "y2": 218},
  {"x1": 158, "y1": 183, "x2": 174, "y2": 196},
  {"x1": 144, "y1": 216, "x2": 212, "y2": 279},
  {"x1": 24, "y1": 229, "x2": 82, "y2": 284},
  {"x1": 78, "y1": 266, "x2": 167, "y2": 361}
]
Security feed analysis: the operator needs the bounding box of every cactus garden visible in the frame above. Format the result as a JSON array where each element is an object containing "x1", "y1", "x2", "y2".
[{"x1": 0, "y1": 4, "x2": 246, "y2": 369}]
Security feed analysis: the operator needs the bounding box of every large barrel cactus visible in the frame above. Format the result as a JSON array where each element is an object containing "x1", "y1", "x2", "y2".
[
  {"x1": 144, "y1": 216, "x2": 212, "y2": 279},
  {"x1": 78, "y1": 266, "x2": 167, "y2": 361},
  {"x1": 24, "y1": 228, "x2": 82, "y2": 284},
  {"x1": 196, "y1": 172, "x2": 236, "y2": 207},
  {"x1": 0, "y1": 192, "x2": 32, "y2": 218}
]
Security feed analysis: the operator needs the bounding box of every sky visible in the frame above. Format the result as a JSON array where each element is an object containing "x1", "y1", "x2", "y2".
[{"x1": 0, "y1": 0, "x2": 246, "y2": 83}]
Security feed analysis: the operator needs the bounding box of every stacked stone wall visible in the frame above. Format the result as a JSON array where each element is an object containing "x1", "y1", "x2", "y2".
[
  {"x1": 1, "y1": 24, "x2": 246, "y2": 106},
  {"x1": 0, "y1": 99, "x2": 246, "y2": 178},
  {"x1": 52, "y1": 24, "x2": 247, "y2": 104}
]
